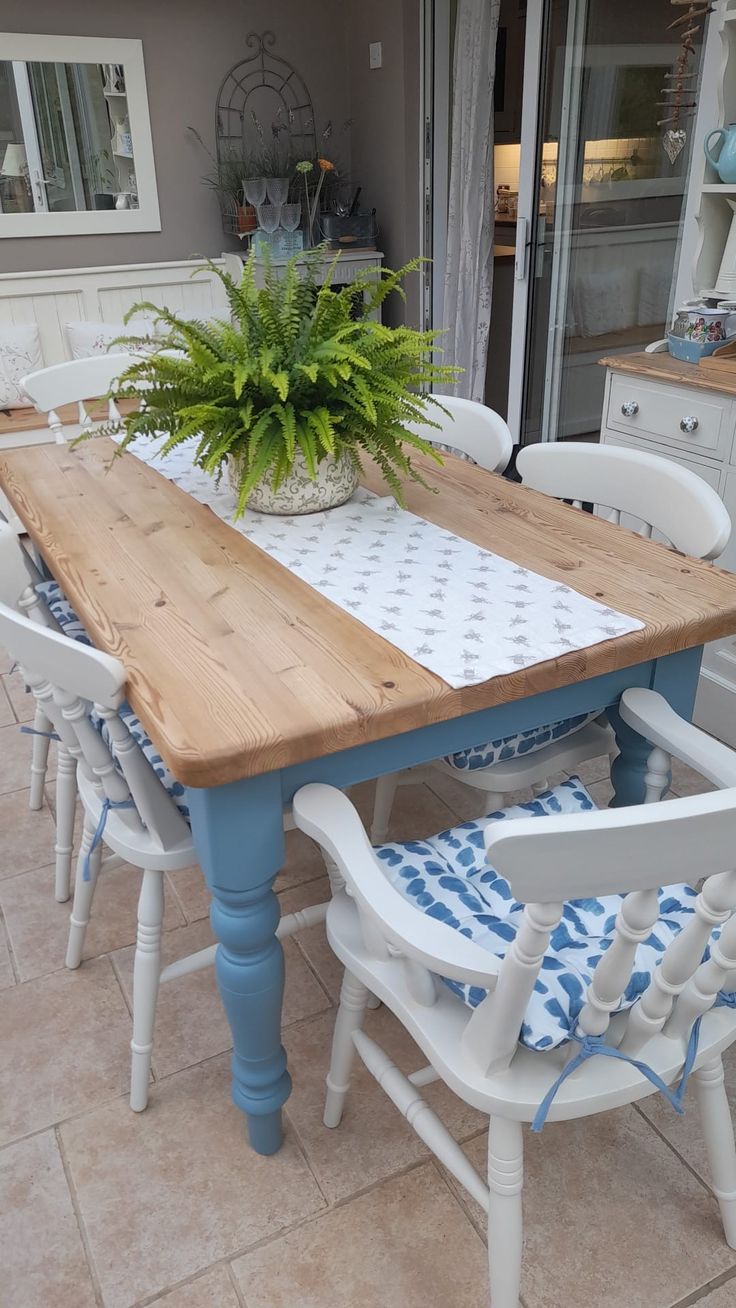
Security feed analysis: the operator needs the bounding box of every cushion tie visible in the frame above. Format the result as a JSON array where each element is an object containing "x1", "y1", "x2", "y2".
[
  {"x1": 82, "y1": 797, "x2": 136, "y2": 882},
  {"x1": 19, "y1": 725, "x2": 61, "y2": 742},
  {"x1": 532, "y1": 1030, "x2": 692, "y2": 1133}
]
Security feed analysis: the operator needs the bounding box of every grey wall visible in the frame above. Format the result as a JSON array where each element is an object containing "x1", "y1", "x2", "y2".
[
  {"x1": 0, "y1": 0, "x2": 350, "y2": 274},
  {"x1": 345, "y1": 0, "x2": 422, "y2": 326}
]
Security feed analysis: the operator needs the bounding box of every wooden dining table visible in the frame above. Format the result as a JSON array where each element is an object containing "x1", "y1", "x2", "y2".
[{"x1": 3, "y1": 436, "x2": 736, "y2": 1156}]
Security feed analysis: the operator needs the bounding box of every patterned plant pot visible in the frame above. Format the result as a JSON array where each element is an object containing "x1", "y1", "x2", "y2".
[{"x1": 228, "y1": 448, "x2": 359, "y2": 515}]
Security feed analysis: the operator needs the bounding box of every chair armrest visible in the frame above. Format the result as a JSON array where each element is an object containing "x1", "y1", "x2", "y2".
[
  {"x1": 619, "y1": 688, "x2": 736, "y2": 790},
  {"x1": 292, "y1": 783, "x2": 500, "y2": 989}
]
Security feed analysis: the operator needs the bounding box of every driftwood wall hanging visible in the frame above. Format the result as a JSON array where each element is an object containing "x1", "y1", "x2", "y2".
[{"x1": 658, "y1": 0, "x2": 713, "y2": 163}]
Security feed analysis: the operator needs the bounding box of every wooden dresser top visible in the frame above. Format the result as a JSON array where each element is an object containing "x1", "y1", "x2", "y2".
[{"x1": 601, "y1": 351, "x2": 736, "y2": 398}]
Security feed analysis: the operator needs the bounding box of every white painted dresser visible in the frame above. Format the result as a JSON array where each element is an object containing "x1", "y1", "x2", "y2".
[{"x1": 600, "y1": 350, "x2": 736, "y2": 745}]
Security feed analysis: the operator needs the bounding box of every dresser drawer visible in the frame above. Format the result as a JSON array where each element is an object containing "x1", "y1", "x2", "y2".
[{"x1": 607, "y1": 373, "x2": 732, "y2": 459}]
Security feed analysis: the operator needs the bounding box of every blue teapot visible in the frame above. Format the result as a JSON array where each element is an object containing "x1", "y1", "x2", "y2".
[{"x1": 705, "y1": 123, "x2": 736, "y2": 184}]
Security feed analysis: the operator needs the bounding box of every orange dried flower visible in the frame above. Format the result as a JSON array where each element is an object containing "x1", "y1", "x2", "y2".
[{"x1": 318, "y1": 158, "x2": 335, "y2": 172}]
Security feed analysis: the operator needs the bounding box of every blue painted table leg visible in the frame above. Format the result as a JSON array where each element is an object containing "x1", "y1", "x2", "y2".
[
  {"x1": 609, "y1": 647, "x2": 703, "y2": 808},
  {"x1": 187, "y1": 772, "x2": 289, "y2": 1154}
]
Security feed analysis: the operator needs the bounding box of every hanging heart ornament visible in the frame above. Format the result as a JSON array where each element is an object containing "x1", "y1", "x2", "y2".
[{"x1": 663, "y1": 128, "x2": 687, "y2": 163}]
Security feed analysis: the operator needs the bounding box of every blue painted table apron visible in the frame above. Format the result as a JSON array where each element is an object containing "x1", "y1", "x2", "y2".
[{"x1": 186, "y1": 645, "x2": 703, "y2": 1155}]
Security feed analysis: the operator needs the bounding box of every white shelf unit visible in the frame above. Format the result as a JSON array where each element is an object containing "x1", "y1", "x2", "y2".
[
  {"x1": 102, "y1": 72, "x2": 136, "y2": 209},
  {"x1": 676, "y1": 0, "x2": 736, "y2": 303}
]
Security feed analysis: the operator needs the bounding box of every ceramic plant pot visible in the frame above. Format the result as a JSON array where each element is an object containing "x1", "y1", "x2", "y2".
[{"x1": 228, "y1": 448, "x2": 359, "y2": 515}]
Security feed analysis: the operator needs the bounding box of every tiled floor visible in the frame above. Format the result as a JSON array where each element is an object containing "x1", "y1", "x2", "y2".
[{"x1": 1, "y1": 690, "x2": 735, "y2": 1308}]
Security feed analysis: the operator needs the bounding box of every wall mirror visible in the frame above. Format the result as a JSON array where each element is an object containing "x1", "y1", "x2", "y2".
[{"x1": 0, "y1": 34, "x2": 160, "y2": 237}]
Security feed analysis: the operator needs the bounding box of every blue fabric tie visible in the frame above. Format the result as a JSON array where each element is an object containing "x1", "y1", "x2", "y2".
[
  {"x1": 19, "y1": 725, "x2": 61, "y2": 742},
  {"x1": 532, "y1": 1030, "x2": 695, "y2": 1133},
  {"x1": 82, "y1": 797, "x2": 136, "y2": 881}
]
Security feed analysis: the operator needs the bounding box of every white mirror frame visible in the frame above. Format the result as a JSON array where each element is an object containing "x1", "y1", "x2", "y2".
[{"x1": 0, "y1": 33, "x2": 160, "y2": 238}]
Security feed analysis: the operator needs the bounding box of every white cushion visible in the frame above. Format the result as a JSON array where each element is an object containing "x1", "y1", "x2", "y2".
[
  {"x1": 0, "y1": 324, "x2": 43, "y2": 408},
  {"x1": 65, "y1": 319, "x2": 157, "y2": 360}
]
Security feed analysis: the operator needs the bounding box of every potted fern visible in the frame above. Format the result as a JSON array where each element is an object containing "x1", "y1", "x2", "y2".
[{"x1": 108, "y1": 249, "x2": 457, "y2": 517}]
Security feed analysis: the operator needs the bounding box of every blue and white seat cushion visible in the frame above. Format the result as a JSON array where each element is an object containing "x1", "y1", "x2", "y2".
[
  {"x1": 376, "y1": 776, "x2": 698, "y2": 1051},
  {"x1": 444, "y1": 710, "x2": 602, "y2": 772},
  {"x1": 34, "y1": 580, "x2": 189, "y2": 819}
]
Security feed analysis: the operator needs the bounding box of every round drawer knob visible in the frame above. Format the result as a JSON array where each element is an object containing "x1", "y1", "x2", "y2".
[
  {"x1": 621, "y1": 400, "x2": 639, "y2": 417},
  {"x1": 680, "y1": 415, "x2": 699, "y2": 433}
]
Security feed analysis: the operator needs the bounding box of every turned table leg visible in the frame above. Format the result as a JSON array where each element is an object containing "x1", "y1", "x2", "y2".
[{"x1": 187, "y1": 772, "x2": 290, "y2": 1155}]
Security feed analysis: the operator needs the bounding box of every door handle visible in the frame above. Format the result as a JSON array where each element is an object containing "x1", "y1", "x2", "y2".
[{"x1": 514, "y1": 216, "x2": 529, "y2": 281}]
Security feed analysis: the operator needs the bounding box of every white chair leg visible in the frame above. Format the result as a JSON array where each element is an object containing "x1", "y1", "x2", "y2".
[
  {"x1": 65, "y1": 817, "x2": 103, "y2": 969},
  {"x1": 531, "y1": 780, "x2": 548, "y2": 797},
  {"x1": 324, "y1": 969, "x2": 370, "y2": 1128},
  {"x1": 28, "y1": 703, "x2": 52, "y2": 811},
  {"x1": 693, "y1": 1056, "x2": 736, "y2": 1249},
  {"x1": 487, "y1": 1116, "x2": 524, "y2": 1308},
  {"x1": 53, "y1": 748, "x2": 77, "y2": 902},
  {"x1": 130, "y1": 868, "x2": 165, "y2": 1112},
  {"x1": 371, "y1": 772, "x2": 400, "y2": 844}
]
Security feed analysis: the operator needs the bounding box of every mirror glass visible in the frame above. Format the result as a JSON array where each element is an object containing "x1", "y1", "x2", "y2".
[{"x1": 0, "y1": 59, "x2": 140, "y2": 215}]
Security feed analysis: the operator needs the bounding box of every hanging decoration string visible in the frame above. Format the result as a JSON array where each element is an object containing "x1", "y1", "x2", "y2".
[{"x1": 658, "y1": 1, "x2": 713, "y2": 163}]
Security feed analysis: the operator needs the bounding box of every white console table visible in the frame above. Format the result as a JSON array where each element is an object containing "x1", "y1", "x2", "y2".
[
  {"x1": 221, "y1": 249, "x2": 384, "y2": 321},
  {"x1": 601, "y1": 350, "x2": 736, "y2": 745}
]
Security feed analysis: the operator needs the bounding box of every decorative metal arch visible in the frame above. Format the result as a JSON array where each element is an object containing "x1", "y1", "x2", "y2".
[{"x1": 215, "y1": 31, "x2": 316, "y2": 165}]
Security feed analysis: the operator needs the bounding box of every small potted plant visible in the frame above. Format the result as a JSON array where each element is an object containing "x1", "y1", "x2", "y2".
[{"x1": 104, "y1": 248, "x2": 457, "y2": 517}]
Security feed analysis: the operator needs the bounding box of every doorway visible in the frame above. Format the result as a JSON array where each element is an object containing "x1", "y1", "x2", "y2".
[{"x1": 426, "y1": 0, "x2": 706, "y2": 444}]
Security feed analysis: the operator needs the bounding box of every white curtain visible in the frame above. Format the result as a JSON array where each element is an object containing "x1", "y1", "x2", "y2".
[{"x1": 443, "y1": 0, "x2": 500, "y2": 401}]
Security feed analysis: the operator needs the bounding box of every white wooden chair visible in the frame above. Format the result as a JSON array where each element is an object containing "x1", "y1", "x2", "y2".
[
  {"x1": 417, "y1": 395, "x2": 512, "y2": 473},
  {"x1": 12, "y1": 355, "x2": 142, "y2": 893},
  {"x1": 371, "y1": 440, "x2": 732, "y2": 842},
  {"x1": 0, "y1": 523, "x2": 330, "y2": 1110},
  {"x1": 20, "y1": 353, "x2": 141, "y2": 444},
  {"x1": 294, "y1": 692, "x2": 736, "y2": 1306}
]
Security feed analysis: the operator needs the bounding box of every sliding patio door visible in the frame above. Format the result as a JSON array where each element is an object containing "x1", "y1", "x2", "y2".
[{"x1": 510, "y1": 0, "x2": 703, "y2": 444}]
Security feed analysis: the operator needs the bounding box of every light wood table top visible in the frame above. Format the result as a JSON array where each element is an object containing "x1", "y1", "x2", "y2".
[
  {"x1": 601, "y1": 350, "x2": 736, "y2": 398},
  {"x1": 3, "y1": 437, "x2": 736, "y2": 788}
]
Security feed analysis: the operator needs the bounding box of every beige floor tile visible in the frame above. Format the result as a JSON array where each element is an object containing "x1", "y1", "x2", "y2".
[
  {"x1": 636, "y1": 1046, "x2": 736, "y2": 1186},
  {"x1": 0, "y1": 720, "x2": 36, "y2": 795},
  {"x1": 424, "y1": 769, "x2": 538, "y2": 822},
  {"x1": 588, "y1": 776, "x2": 614, "y2": 808},
  {"x1": 232, "y1": 1162, "x2": 488, "y2": 1308},
  {"x1": 567, "y1": 752, "x2": 612, "y2": 787},
  {"x1": 669, "y1": 755, "x2": 715, "y2": 797},
  {"x1": 0, "y1": 861, "x2": 185, "y2": 983},
  {"x1": 0, "y1": 956, "x2": 131, "y2": 1145},
  {"x1": 2, "y1": 668, "x2": 36, "y2": 722},
  {"x1": 691, "y1": 1277, "x2": 736, "y2": 1306},
  {"x1": 145, "y1": 1264, "x2": 242, "y2": 1307},
  {"x1": 0, "y1": 642, "x2": 13, "y2": 676},
  {"x1": 351, "y1": 777, "x2": 460, "y2": 836},
  {"x1": 0, "y1": 677, "x2": 14, "y2": 727},
  {"x1": 0, "y1": 916, "x2": 15, "y2": 990},
  {"x1": 283, "y1": 1005, "x2": 484, "y2": 1203},
  {"x1": 0, "y1": 787, "x2": 57, "y2": 880},
  {"x1": 445, "y1": 1108, "x2": 736, "y2": 1308},
  {"x1": 0, "y1": 1131, "x2": 97, "y2": 1308},
  {"x1": 281, "y1": 877, "x2": 343, "y2": 1004},
  {"x1": 60, "y1": 1053, "x2": 325, "y2": 1308},
  {"x1": 112, "y1": 916, "x2": 330, "y2": 1081}
]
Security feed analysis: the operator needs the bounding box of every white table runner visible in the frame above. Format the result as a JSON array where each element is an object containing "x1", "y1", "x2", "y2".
[{"x1": 127, "y1": 437, "x2": 644, "y2": 689}]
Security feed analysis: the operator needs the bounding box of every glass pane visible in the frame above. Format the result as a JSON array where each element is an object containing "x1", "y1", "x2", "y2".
[
  {"x1": 0, "y1": 59, "x2": 140, "y2": 216},
  {"x1": 521, "y1": 0, "x2": 703, "y2": 443}
]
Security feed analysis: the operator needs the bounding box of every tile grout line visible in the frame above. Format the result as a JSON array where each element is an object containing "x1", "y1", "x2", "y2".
[
  {"x1": 226, "y1": 1259, "x2": 249, "y2": 1308},
  {"x1": 631, "y1": 1101, "x2": 717, "y2": 1199},
  {"x1": 669, "y1": 1263, "x2": 736, "y2": 1308},
  {"x1": 54, "y1": 1124, "x2": 106, "y2": 1308},
  {"x1": 0, "y1": 904, "x2": 20, "y2": 986}
]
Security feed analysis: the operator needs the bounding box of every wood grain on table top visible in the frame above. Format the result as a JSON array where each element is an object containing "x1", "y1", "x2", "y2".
[
  {"x1": 600, "y1": 351, "x2": 736, "y2": 397},
  {"x1": 2, "y1": 437, "x2": 736, "y2": 788}
]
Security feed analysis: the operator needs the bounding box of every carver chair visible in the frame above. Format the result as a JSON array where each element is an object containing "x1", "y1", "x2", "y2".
[
  {"x1": 0, "y1": 521, "x2": 331, "y2": 1110},
  {"x1": 371, "y1": 440, "x2": 732, "y2": 842},
  {"x1": 295, "y1": 688, "x2": 736, "y2": 1306}
]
